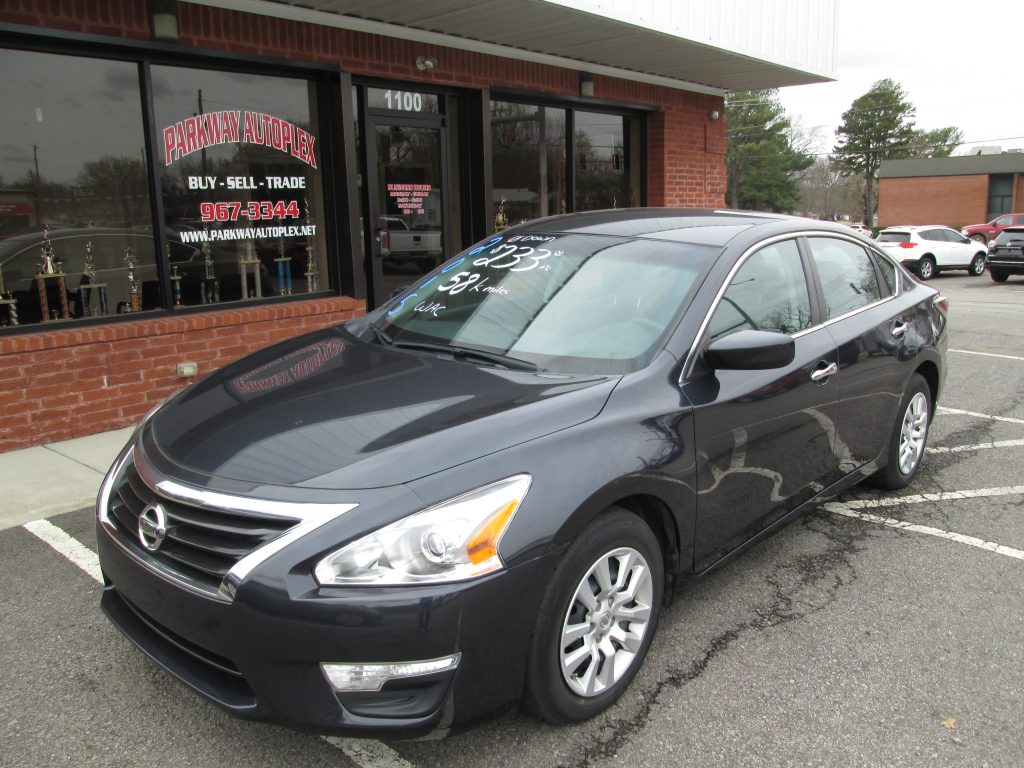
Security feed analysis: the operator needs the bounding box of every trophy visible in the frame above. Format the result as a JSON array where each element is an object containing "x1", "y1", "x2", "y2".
[
  {"x1": 170, "y1": 264, "x2": 183, "y2": 306},
  {"x1": 35, "y1": 227, "x2": 70, "y2": 320},
  {"x1": 38, "y1": 227, "x2": 58, "y2": 275},
  {"x1": 0, "y1": 265, "x2": 17, "y2": 326},
  {"x1": 78, "y1": 240, "x2": 108, "y2": 317},
  {"x1": 124, "y1": 247, "x2": 142, "y2": 312},
  {"x1": 275, "y1": 236, "x2": 293, "y2": 295},
  {"x1": 494, "y1": 196, "x2": 509, "y2": 233},
  {"x1": 201, "y1": 238, "x2": 219, "y2": 303},
  {"x1": 239, "y1": 240, "x2": 261, "y2": 300},
  {"x1": 303, "y1": 198, "x2": 319, "y2": 293}
]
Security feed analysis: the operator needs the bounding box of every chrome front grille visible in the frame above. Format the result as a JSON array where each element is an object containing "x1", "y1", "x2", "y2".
[{"x1": 106, "y1": 462, "x2": 297, "y2": 592}]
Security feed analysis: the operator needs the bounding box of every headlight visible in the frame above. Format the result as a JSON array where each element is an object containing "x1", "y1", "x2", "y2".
[{"x1": 313, "y1": 474, "x2": 532, "y2": 586}]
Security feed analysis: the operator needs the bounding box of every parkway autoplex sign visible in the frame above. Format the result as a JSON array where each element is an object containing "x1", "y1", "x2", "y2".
[{"x1": 162, "y1": 110, "x2": 317, "y2": 168}]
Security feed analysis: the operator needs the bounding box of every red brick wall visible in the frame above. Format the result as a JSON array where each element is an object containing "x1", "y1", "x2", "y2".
[
  {"x1": 877, "y1": 175, "x2": 990, "y2": 229},
  {"x1": 0, "y1": 298, "x2": 363, "y2": 452},
  {"x1": 0, "y1": 0, "x2": 726, "y2": 451}
]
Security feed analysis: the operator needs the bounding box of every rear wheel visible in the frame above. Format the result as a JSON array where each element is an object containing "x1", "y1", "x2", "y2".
[
  {"x1": 969, "y1": 253, "x2": 986, "y2": 276},
  {"x1": 524, "y1": 508, "x2": 663, "y2": 723},
  {"x1": 868, "y1": 373, "x2": 931, "y2": 490},
  {"x1": 916, "y1": 256, "x2": 936, "y2": 280},
  {"x1": 990, "y1": 270, "x2": 1009, "y2": 283}
]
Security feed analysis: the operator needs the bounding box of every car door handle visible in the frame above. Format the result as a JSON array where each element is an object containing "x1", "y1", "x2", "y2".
[
  {"x1": 891, "y1": 321, "x2": 908, "y2": 338},
  {"x1": 810, "y1": 361, "x2": 838, "y2": 382}
]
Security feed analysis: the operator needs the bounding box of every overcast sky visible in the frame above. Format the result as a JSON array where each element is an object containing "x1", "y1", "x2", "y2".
[{"x1": 776, "y1": 0, "x2": 1022, "y2": 156}]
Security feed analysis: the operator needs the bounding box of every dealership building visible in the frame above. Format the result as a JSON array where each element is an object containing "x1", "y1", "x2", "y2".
[{"x1": 0, "y1": 0, "x2": 836, "y2": 451}]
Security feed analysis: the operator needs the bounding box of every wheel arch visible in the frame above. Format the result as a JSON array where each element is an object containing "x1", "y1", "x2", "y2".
[{"x1": 915, "y1": 359, "x2": 941, "y2": 413}]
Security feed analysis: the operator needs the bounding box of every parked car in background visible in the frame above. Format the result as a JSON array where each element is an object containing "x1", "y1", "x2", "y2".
[
  {"x1": 961, "y1": 213, "x2": 1024, "y2": 244},
  {"x1": 876, "y1": 225, "x2": 988, "y2": 280},
  {"x1": 846, "y1": 222, "x2": 871, "y2": 235},
  {"x1": 986, "y1": 226, "x2": 1024, "y2": 282},
  {"x1": 96, "y1": 210, "x2": 947, "y2": 737}
]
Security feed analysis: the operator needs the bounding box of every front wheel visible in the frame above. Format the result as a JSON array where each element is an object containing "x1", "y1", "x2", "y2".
[
  {"x1": 916, "y1": 257, "x2": 936, "y2": 280},
  {"x1": 868, "y1": 373, "x2": 931, "y2": 490},
  {"x1": 971, "y1": 234, "x2": 987, "y2": 244},
  {"x1": 991, "y1": 270, "x2": 1009, "y2": 283},
  {"x1": 524, "y1": 508, "x2": 664, "y2": 723},
  {"x1": 969, "y1": 253, "x2": 986, "y2": 276}
]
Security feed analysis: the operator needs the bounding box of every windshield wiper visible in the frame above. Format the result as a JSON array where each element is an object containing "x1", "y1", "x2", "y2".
[
  {"x1": 367, "y1": 320, "x2": 393, "y2": 346},
  {"x1": 391, "y1": 340, "x2": 538, "y2": 371}
]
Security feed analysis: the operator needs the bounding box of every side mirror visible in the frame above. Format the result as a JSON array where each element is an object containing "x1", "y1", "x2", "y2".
[{"x1": 705, "y1": 330, "x2": 795, "y2": 370}]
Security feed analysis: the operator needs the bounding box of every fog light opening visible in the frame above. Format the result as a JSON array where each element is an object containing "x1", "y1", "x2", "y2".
[{"x1": 321, "y1": 653, "x2": 462, "y2": 692}]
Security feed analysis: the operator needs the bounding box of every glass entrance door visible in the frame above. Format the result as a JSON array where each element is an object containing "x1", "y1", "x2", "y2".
[{"x1": 368, "y1": 122, "x2": 448, "y2": 305}]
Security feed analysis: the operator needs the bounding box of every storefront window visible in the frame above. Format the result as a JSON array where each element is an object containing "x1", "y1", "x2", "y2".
[
  {"x1": 490, "y1": 101, "x2": 567, "y2": 230},
  {"x1": 152, "y1": 65, "x2": 328, "y2": 306},
  {"x1": 0, "y1": 49, "x2": 155, "y2": 326}
]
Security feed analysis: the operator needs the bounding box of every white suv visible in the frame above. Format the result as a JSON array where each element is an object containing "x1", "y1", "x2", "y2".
[{"x1": 875, "y1": 225, "x2": 988, "y2": 280}]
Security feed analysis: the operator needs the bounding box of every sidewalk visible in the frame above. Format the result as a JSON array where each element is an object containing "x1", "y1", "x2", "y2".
[{"x1": 0, "y1": 427, "x2": 136, "y2": 530}]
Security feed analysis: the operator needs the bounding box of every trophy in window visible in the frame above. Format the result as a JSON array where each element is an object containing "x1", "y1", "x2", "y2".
[
  {"x1": 35, "y1": 227, "x2": 70, "y2": 320},
  {"x1": 494, "y1": 196, "x2": 509, "y2": 233},
  {"x1": 170, "y1": 264, "x2": 183, "y2": 306},
  {"x1": 239, "y1": 240, "x2": 261, "y2": 300},
  {"x1": 201, "y1": 237, "x2": 219, "y2": 303},
  {"x1": 78, "y1": 240, "x2": 108, "y2": 317},
  {"x1": 0, "y1": 264, "x2": 17, "y2": 327},
  {"x1": 304, "y1": 198, "x2": 319, "y2": 293},
  {"x1": 275, "y1": 236, "x2": 293, "y2": 295},
  {"x1": 124, "y1": 246, "x2": 142, "y2": 313}
]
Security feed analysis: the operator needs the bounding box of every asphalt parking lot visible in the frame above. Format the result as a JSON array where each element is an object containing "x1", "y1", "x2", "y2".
[{"x1": 2, "y1": 272, "x2": 1022, "y2": 768}]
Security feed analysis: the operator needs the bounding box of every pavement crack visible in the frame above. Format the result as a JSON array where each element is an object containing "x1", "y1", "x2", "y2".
[{"x1": 559, "y1": 511, "x2": 868, "y2": 768}]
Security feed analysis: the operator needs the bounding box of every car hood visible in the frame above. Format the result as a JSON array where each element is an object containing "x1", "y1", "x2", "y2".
[{"x1": 149, "y1": 327, "x2": 617, "y2": 490}]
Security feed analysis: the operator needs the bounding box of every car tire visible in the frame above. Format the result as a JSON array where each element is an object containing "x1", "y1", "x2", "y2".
[
  {"x1": 970, "y1": 234, "x2": 987, "y2": 244},
  {"x1": 990, "y1": 270, "x2": 1009, "y2": 283},
  {"x1": 867, "y1": 373, "x2": 931, "y2": 490},
  {"x1": 969, "y1": 253, "x2": 986, "y2": 276},
  {"x1": 916, "y1": 256, "x2": 936, "y2": 280},
  {"x1": 523, "y1": 508, "x2": 664, "y2": 724}
]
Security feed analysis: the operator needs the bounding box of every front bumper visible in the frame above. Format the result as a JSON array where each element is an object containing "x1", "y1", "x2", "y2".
[{"x1": 97, "y1": 513, "x2": 553, "y2": 737}]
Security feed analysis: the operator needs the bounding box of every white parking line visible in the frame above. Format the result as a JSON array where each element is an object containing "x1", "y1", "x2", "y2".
[
  {"x1": 928, "y1": 438, "x2": 1024, "y2": 454},
  {"x1": 23, "y1": 519, "x2": 103, "y2": 584},
  {"x1": 827, "y1": 506, "x2": 1024, "y2": 562},
  {"x1": 950, "y1": 348, "x2": 1024, "y2": 363},
  {"x1": 322, "y1": 737, "x2": 415, "y2": 768},
  {"x1": 824, "y1": 485, "x2": 1024, "y2": 561},
  {"x1": 21, "y1": 518, "x2": 408, "y2": 768},
  {"x1": 937, "y1": 406, "x2": 1024, "y2": 426}
]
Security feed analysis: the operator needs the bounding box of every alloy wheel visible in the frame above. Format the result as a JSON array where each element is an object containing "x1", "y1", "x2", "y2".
[
  {"x1": 559, "y1": 546, "x2": 654, "y2": 697},
  {"x1": 898, "y1": 392, "x2": 929, "y2": 475}
]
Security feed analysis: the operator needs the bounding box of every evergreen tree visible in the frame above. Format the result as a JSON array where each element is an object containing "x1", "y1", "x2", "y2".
[
  {"x1": 832, "y1": 79, "x2": 917, "y2": 224},
  {"x1": 725, "y1": 89, "x2": 813, "y2": 212}
]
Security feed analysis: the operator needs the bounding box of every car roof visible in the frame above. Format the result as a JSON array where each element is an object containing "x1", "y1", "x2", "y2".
[
  {"x1": 880, "y1": 225, "x2": 949, "y2": 232},
  {"x1": 502, "y1": 208, "x2": 853, "y2": 248}
]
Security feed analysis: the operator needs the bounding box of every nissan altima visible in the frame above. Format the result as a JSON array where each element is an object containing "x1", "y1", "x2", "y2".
[{"x1": 96, "y1": 209, "x2": 947, "y2": 737}]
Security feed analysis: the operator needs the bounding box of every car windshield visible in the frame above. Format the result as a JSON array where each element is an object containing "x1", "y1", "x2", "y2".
[
  {"x1": 369, "y1": 231, "x2": 717, "y2": 374},
  {"x1": 877, "y1": 232, "x2": 910, "y2": 243}
]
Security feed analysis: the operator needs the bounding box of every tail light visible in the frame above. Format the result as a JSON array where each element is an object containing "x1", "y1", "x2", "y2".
[
  {"x1": 932, "y1": 294, "x2": 949, "y2": 316},
  {"x1": 898, "y1": 242, "x2": 917, "y2": 249}
]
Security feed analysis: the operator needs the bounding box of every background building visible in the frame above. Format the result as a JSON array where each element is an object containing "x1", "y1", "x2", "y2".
[
  {"x1": 0, "y1": 0, "x2": 837, "y2": 451},
  {"x1": 878, "y1": 152, "x2": 1024, "y2": 229}
]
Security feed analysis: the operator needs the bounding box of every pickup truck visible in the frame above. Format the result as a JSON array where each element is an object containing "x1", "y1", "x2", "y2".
[{"x1": 381, "y1": 216, "x2": 442, "y2": 260}]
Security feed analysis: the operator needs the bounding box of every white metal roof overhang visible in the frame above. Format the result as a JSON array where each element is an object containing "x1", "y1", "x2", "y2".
[{"x1": 183, "y1": 0, "x2": 838, "y2": 96}]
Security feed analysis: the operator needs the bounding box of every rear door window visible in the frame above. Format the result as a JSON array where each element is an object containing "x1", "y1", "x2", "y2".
[{"x1": 806, "y1": 237, "x2": 883, "y2": 319}]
